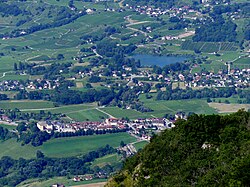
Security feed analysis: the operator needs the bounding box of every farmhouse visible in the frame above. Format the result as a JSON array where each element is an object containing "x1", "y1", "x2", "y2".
[{"x1": 37, "y1": 121, "x2": 53, "y2": 133}]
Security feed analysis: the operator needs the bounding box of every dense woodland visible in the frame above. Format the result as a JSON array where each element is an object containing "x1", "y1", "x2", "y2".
[{"x1": 107, "y1": 110, "x2": 250, "y2": 187}]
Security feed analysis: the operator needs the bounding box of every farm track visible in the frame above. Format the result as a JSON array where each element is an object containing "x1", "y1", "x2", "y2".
[
  {"x1": 0, "y1": 71, "x2": 14, "y2": 79},
  {"x1": 96, "y1": 108, "x2": 115, "y2": 118}
]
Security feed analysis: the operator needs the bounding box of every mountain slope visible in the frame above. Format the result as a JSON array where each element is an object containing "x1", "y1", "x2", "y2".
[{"x1": 107, "y1": 110, "x2": 250, "y2": 187}]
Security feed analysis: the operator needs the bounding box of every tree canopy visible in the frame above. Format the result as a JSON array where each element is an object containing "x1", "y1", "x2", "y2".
[{"x1": 107, "y1": 110, "x2": 250, "y2": 187}]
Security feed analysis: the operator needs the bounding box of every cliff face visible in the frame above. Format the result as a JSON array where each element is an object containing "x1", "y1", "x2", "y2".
[{"x1": 107, "y1": 110, "x2": 250, "y2": 187}]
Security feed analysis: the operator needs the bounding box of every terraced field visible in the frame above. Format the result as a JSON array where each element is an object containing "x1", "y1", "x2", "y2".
[{"x1": 181, "y1": 40, "x2": 238, "y2": 53}]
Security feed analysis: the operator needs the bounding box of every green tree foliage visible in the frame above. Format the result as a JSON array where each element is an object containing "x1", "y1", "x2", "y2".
[
  {"x1": 107, "y1": 110, "x2": 250, "y2": 187},
  {"x1": 193, "y1": 15, "x2": 237, "y2": 42}
]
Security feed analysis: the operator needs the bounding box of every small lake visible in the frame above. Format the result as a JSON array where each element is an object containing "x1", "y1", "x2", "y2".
[{"x1": 132, "y1": 54, "x2": 189, "y2": 67}]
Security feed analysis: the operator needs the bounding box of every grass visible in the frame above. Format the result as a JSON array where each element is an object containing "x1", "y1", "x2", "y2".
[
  {"x1": 0, "y1": 133, "x2": 136, "y2": 159},
  {"x1": 101, "y1": 107, "x2": 151, "y2": 119},
  {"x1": 0, "y1": 123, "x2": 16, "y2": 131},
  {"x1": 0, "y1": 100, "x2": 54, "y2": 110},
  {"x1": 41, "y1": 133, "x2": 136, "y2": 158},
  {"x1": 234, "y1": 57, "x2": 250, "y2": 65},
  {"x1": 67, "y1": 109, "x2": 108, "y2": 121},
  {"x1": 139, "y1": 94, "x2": 217, "y2": 117},
  {"x1": 91, "y1": 153, "x2": 121, "y2": 168},
  {"x1": 133, "y1": 141, "x2": 148, "y2": 151},
  {"x1": 17, "y1": 177, "x2": 107, "y2": 187},
  {"x1": 0, "y1": 73, "x2": 29, "y2": 81}
]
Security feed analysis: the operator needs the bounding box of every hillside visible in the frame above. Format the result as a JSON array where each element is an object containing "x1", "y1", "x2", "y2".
[{"x1": 106, "y1": 110, "x2": 250, "y2": 187}]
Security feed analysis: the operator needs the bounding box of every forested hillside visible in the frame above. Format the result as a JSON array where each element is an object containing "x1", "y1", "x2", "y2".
[{"x1": 106, "y1": 110, "x2": 250, "y2": 187}]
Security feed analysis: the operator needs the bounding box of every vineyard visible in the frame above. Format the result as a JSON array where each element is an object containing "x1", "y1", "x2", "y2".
[{"x1": 181, "y1": 40, "x2": 238, "y2": 53}]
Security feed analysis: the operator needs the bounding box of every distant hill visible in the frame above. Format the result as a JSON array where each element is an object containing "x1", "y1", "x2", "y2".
[{"x1": 106, "y1": 110, "x2": 250, "y2": 187}]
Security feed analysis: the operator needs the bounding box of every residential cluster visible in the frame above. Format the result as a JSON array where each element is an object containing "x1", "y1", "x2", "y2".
[
  {"x1": 185, "y1": 67, "x2": 250, "y2": 88},
  {"x1": 0, "y1": 78, "x2": 60, "y2": 91},
  {"x1": 36, "y1": 117, "x2": 175, "y2": 140}
]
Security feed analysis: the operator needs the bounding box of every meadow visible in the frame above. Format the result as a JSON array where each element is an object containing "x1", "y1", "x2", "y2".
[
  {"x1": 17, "y1": 177, "x2": 107, "y2": 187},
  {"x1": 0, "y1": 123, "x2": 16, "y2": 131},
  {"x1": 67, "y1": 108, "x2": 108, "y2": 121},
  {"x1": 0, "y1": 133, "x2": 136, "y2": 159},
  {"x1": 139, "y1": 94, "x2": 217, "y2": 117},
  {"x1": 91, "y1": 153, "x2": 122, "y2": 168},
  {"x1": 101, "y1": 107, "x2": 152, "y2": 119},
  {"x1": 133, "y1": 141, "x2": 148, "y2": 151},
  {"x1": 0, "y1": 100, "x2": 54, "y2": 110}
]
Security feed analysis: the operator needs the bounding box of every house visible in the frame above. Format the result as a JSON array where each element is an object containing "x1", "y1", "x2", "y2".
[
  {"x1": 51, "y1": 184, "x2": 65, "y2": 187},
  {"x1": 73, "y1": 176, "x2": 81, "y2": 182},
  {"x1": 106, "y1": 118, "x2": 119, "y2": 126},
  {"x1": 37, "y1": 121, "x2": 53, "y2": 133},
  {"x1": 0, "y1": 115, "x2": 11, "y2": 122}
]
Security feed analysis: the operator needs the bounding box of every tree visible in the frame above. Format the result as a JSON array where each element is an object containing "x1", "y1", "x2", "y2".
[
  {"x1": 120, "y1": 141, "x2": 126, "y2": 147},
  {"x1": 17, "y1": 122, "x2": 27, "y2": 133},
  {"x1": 14, "y1": 63, "x2": 18, "y2": 71},
  {"x1": 57, "y1": 54, "x2": 64, "y2": 60},
  {"x1": 36, "y1": 150, "x2": 45, "y2": 159}
]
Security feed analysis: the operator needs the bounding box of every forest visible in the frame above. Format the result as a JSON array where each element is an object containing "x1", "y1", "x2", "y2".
[{"x1": 107, "y1": 110, "x2": 250, "y2": 187}]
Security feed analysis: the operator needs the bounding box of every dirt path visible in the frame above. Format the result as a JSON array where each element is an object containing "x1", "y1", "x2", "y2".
[
  {"x1": 127, "y1": 21, "x2": 152, "y2": 27},
  {"x1": 96, "y1": 108, "x2": 115, "y2": 118}
]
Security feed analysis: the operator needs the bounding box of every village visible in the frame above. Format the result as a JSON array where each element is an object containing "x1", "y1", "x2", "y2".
[{"x1": 36, "y1": 117, "x2": 175, "y2": 141}]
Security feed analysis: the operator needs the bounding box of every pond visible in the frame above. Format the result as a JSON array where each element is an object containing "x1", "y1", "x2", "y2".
[{"x1": 132, "y1": 54, "x2": 189, "y2": 67}]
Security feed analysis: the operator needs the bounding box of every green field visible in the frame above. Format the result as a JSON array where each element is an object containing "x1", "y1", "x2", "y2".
[
  {"x1": 139, "y1": 94, "x2": 217, "y2": 117},
  {"x1": 234, "y1": 57, "x2": 250, "y2": 65},
  {"x1": 133, "y1": 141, "x2": 148, "y2": 151},
  {"x1": 181, "y1": 40, "x2": 238, "y2": 52},
  {"x1": 67, "y1": 108, "x2": 108, "y2": 121},
  {"x1": 92, "y1": 153, "x2": 122, "y2": 168},
  {"x1": 0, "y1": 100, "x2": 54, "y2": 110},
  {"x1": 17, "y1": 177, "x2": 107, "y2": 187},
  {"x1": 0, "y1": 123, "x2": 16, "y2": 131},
  {"x1": 101, "y1": 107, "x2": 151, "y2": 119},
  {"x1": 0, "y1": 133, "x2": 136, "y2": 159}
]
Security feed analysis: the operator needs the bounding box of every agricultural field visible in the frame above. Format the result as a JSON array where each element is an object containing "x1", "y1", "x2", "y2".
[
  {"x1": 191, "y1": 60, "x2": 226, "y2": 74},
  {"x1": 101, "y1": 107, "x2": 152, "y2": 119},
  {"x1": 0, "y1": 133, "x2": 136, "y2": 159},
  {"x1": 0, "y1": 100, "x2": 54, "y2": 110},
  {"x1": 233, "y1": 57, "x2": 250, "y2": 66},
  {"x1": 17, "y1": 177, "x2": 107, "y2": 187},
  {"x1": 181, "y1": 40, "x2": 238, "y2": 53},
  {"x1": 67, "y1": 108, "x2": 108, "y2": 121},
  {"x1": 208, "y1": 103, "x2": 250, "y2": 113},
  {"x1": 139, "y1": 94, "x2": 217, "y2": 116},
  {"x1": 0, "y1": 73, "x2": 29, "y2": 81},
  {"x1": 91, "y1": 153, "x2": 122, "y2": 168}
]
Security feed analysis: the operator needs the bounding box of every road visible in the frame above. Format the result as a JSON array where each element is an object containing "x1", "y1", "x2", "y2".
[
  {"x1": 0, "y1": 120, "x2": 18, "y2": 126},
  {"x1": 0, "y1": 71, "x2": 13, "y2": 79}
]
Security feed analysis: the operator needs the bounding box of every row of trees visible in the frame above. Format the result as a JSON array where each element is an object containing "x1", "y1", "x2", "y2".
[{"x1": 156, "y1": 87, "x2": 236, "y2": 100}]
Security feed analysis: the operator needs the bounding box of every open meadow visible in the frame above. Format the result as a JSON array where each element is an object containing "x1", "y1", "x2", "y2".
[
  {"x1": 17, "y1": 177, "x2": 107, "y2": 187},
  {"x1": 139, "y1": 94, "x2": 217, "y2": 117},
  {"x1": 0, "y1": 133, "x2": 136, "y2": 159}
]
